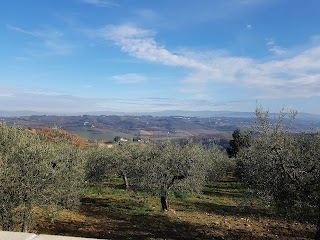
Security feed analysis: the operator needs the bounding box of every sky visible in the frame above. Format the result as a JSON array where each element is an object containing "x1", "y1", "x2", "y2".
[{"x1": 1, "y1": 0, "x2": 320, "y2": 115}]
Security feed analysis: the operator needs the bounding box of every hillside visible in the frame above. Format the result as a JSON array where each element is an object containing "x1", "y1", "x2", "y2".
[{"x1": 1, "y1": 112, "x2": 319, "y2": 144}]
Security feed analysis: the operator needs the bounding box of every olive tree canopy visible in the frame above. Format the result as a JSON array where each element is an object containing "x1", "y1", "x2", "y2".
[
  {"x1": 0, "y1": 126, "x2": 85, "y2": 232},
  {"x1": 236, "y1": 108, "x2": 320, "y2": 239}
]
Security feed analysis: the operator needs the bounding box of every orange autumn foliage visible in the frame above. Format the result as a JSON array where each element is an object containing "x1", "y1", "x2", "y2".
[{"x1": 35, "y1": 127, "x2": 87, "y2": 148}]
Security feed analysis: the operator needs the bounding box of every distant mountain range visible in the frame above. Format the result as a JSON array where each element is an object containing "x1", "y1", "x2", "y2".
[
  {"x1": 1, "y1": 110, "x2": 320, "y2": 122},
  {"x1": 0, "y1": 110, "x2": 44, "y2": 117}
]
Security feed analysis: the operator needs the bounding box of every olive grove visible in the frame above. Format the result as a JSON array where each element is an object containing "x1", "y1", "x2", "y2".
[
  {"x1": 236, "y1": 108, "x2": 320, "y2": 239},
  {"x1": 0, "y1": 123, "x2": 235, "y2": 232},
  {"x1": 85, "y1": 140, "x2": 230, "y2": 210}
]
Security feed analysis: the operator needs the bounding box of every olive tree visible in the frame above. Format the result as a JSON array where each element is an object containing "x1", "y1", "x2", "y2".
[
  {"x1": 85, "y1": 144, "x2": 114, "y2": 186},
  {"x1": 46, "y1": 142, "x2": 86, "y2": 211},
  {"x1": 85, "y1": 142, "x2": 146, "y2": 189},
  {"x1": 0, "y1": 126, "x2": 85, "y2": 232},
  {"x1": 236, "y1": 108, "x2": 320, "y2": 239},
  {"x1": 112, "y1": 142, "x2": 147, "y2": 189},
  {"x1": 132, "y1": 140, "x2": 227, "y2": 210}
]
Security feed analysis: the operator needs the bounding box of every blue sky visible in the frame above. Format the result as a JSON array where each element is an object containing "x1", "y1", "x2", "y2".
[{"x1": 1, "y1": 0, "x2": 320, "y2": 114}]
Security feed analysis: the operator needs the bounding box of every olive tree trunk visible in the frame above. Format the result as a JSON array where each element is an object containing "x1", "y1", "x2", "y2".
[
  {"x1": 160, "y1": 186, "x2": 168, "y2": 211},
  {"x1": 122, "y1": 172, "x2": 129, "y2": 189},
  {"x1": 159, "y1": 176, "x2": 185, "y2": 211}
]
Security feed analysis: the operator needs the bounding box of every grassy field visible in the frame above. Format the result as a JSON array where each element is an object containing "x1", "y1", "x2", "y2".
[
  {"x1": 36, "y1": 177, "x2": 316, "y2": 239},
  {"x1": 62, "y1": 125, "x2": 230, "y2": 143},
  {"x1": 63, "y1": 126, "x2": 137, "y2": 142}
]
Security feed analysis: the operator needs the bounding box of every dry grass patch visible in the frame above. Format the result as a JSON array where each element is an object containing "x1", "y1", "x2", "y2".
[{"x1": 34, "y1": 178, "x2": 317, "y2": 239}]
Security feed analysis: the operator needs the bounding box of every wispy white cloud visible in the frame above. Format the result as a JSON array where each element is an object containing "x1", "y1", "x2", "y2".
[
  {"x1": 269, "y1": 46, "x2": 287, "y2": 55},
  {"x1": 266, "y1": 38, "x2": 287, "y2": 55},
  {"x1": 111, "y1": 73, "x2": 146, "y2": 83},
  {"x1": 266, "y1": 39, "x2": 275, "y2": 45},
  {"x1": 101, "y1": 24, "x2": 320, "y2": 99},
  {"x1": 6, "y1": 24, "x2": 63, "y2": 39},
  {"x1": 6, "y1": 24, "x2": 76, "y2": 56},
  {"x1": 101, "y1": 24, "x2": 209, "y2": 70},
  {"x1": 1, "y1": 85, "x2": 238, "y2": 113},
  {"x1": 25, "y1": 88, "x2": 70, "y2": 96},
  {"x1": 6, "y1": 24, "x2": 42, "y2": 37},
  {"x1": 81, "y1": 0, "x2": 119, "y2": 7},
  {"x1": 0, "y1": 93, "x2": 13, "y2": 97}
]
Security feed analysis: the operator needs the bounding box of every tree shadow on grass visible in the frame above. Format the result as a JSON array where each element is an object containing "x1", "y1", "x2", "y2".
[
  {"x1": 37, "y1": 196, "x2": 218, "y2": 240},
  {"x1": 202, "y1": 188, "x2": 245, "y2": 199},
  {"x1": 199, "y1": 183, "x2": 318, "y2": 227},
  {"x1": 202, "y1": 180, "x2": 250, "y2": 199},
  {"x1": 36, "y1": 195, "x2": 316, "y2": 240},
  {"x1": 177, "y1": 198, "x2": 271, "y2": 219}
]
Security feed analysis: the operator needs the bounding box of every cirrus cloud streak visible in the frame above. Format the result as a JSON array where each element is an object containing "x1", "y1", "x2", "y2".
[{"x1": 100, "y1": 24, "x2": 320, "y2": 99}]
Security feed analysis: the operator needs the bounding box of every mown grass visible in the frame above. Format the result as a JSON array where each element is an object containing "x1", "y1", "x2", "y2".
[{"x1": 36, "y1": 176, "x2": 317, "y2": 239}]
